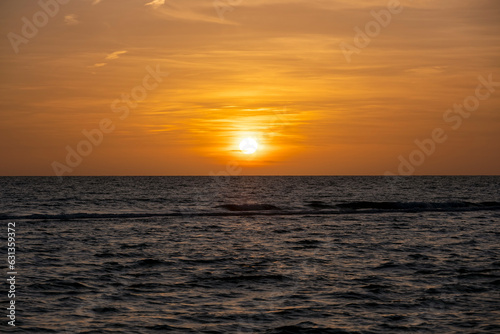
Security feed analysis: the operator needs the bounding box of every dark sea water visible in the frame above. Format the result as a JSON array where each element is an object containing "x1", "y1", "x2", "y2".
[{"x1": 1, "y1": 176, "x2": 500, "y2": 333}]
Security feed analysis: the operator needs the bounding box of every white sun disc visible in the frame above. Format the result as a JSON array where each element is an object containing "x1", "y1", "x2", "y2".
[{"x1": 239, "y1": 138, "x2": 258, "y2": 154}]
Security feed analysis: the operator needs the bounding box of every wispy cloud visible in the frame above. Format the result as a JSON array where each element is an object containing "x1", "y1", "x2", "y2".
[
  {"x1": 105, "y1": 50, "x2": 128, "y2": 60},
  {"x1": 152, "y1": 0, "x2": 232, "y2": 24},
  {"x1": 88, "y1": 62, "x2": 107, "y2": 68},
  {"x1": 145, "y1": 0, "x2": 165, "y2": 9},
  {"x1": 89, "y1": 50, "x2": 128, "y2": 69},
  {"x1": 64, "y1": 14, "x2": 79, "y2": 26},
  {"x1": 92, "y1": 0, "x2": 102, "y2": 5}
]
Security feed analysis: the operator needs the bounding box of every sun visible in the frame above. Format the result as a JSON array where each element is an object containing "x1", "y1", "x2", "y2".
[{"x1": 239, "y1": 138, "x2": 258, "y2": 154}]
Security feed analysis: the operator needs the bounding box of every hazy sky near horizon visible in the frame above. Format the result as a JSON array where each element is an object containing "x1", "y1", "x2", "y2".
[{"x1": 1, "y1": 0, "x2": 499, "y2": 175}]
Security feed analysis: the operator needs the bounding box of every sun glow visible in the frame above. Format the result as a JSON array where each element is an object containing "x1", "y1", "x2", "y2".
[{"x1": 239, "y1": 138, "x2": 259, "y2": 154}]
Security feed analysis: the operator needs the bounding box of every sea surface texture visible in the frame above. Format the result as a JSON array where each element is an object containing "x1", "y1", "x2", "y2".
[{"x1": 1, "y1": 176, "x2": 499, "y2": 333}]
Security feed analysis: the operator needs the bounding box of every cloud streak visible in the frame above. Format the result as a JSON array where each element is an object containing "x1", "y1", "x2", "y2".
[
  {"x1": 88, "y1": 50, "x2": 128, "y2": 69},
  {"x1": 145, "y1": 0, "x2": 165, "y2": 9},
  {"x1": 64, "y1": 14, "x2": 79, "y2": 26},
  {"x1": 105, "y1": 50, "x2": 128, "y2": 60}
]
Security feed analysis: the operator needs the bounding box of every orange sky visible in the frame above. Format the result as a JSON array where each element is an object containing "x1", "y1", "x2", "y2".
[{"x1": 1, "y1": 0, "x2": 499, "y2": 175}]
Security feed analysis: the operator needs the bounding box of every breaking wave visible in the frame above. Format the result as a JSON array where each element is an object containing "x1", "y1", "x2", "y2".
[{"x1": 1, "y1": 201, "x2": 499, "y2": 221}]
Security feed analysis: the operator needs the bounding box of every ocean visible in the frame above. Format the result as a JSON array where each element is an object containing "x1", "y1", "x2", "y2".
[{"x1": 1, "y1": 176, "x2": 499, "y2": 333}]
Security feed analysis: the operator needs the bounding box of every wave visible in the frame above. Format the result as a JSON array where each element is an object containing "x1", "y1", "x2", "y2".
[
  {"x1": 216, "y1": 203, "x2": 282, "y2": 211},
  {"x1": 306, "y1": 200, "x2": 337, "y2": 209},
  {"x1": 266, "y1": 321, "x2": 355, "y2": 334},
  {"x1": 1, "y1": 201, "x2": 498, "y2": 221},
  {"x1": 336, "y1": 201, "x2": 500, "y2": 211}
]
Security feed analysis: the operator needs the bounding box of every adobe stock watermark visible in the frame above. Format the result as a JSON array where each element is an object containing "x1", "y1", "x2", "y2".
[
  {"x1": 177, "y1": 106, "x2": 288, "y2": 219},
  {"x1": 235, "y1": 240, "x2": 324, "y2": 333},
  {"x1": 6, "y1": 222, "x2": 17, "y2": 327},
  {"x1": 385, "y1": 73, "x2": 499, "y2": 177},
  {"x1": 266, "y1": 106, "x2": 289, "y2": 141},
  {"x1": 51, "y1": 65, "x2": 168, "y2": 178},
  {"x1": 62, "y1": 284, "x2": 125, "y2": 333},
  {"x1": 175, "y1": 159, "x2": 242, "y2": 219},
  {"x1": 213, "y1": 0, "x2": 243, "y2": 21},
  {"x1": 340, "y1": 0, "x2": 413, "y2": 64},
  {"x1": 7, "y1": 0, "x2": 71, "y2": 54}
]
